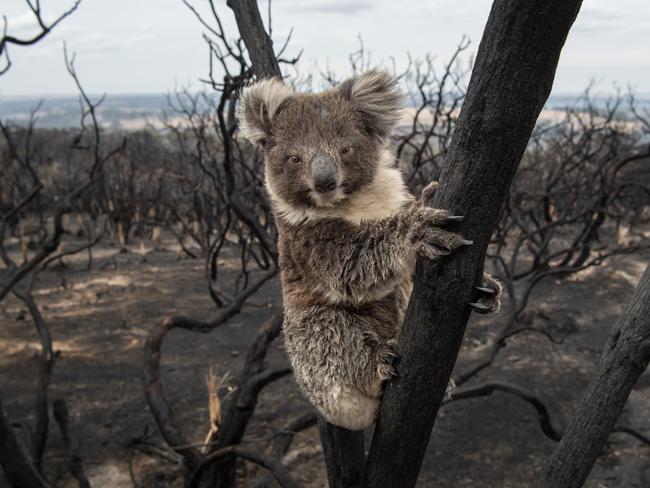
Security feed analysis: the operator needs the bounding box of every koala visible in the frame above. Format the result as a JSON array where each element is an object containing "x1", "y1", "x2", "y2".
[{"x1": 237, "y1": 70, "x2": 501, "y2": 431}]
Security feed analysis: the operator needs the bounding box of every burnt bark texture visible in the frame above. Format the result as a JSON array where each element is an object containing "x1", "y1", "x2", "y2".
[
  {"x1": 364, "y1": 1, "x2": 583, "y2": 487},
  {"x1": 535, "y1": 264, "x2": 650, "y2": 488},
  {"x1": 0, "y1": 395, "x2": 50, "y2": 488},
  {"x1": 318, "y1": 416, "x2": 366, "y2": 488},
  {"x1": 226, "y1": 0, "x2": 281, "y2": 79}
]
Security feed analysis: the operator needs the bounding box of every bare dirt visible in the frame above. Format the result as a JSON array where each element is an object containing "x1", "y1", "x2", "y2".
[{"x1": 1, "y1": 239, "x2": 648, "y2": 488}]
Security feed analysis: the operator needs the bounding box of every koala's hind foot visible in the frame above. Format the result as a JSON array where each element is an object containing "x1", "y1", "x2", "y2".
[{"x1": 469, "y1": 273, "x2": 503, "y2": 314}]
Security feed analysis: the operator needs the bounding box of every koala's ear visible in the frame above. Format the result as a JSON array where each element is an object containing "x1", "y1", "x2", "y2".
[
  {"x1": 338, "y1": 69, "x2": 404, "y2": 139},
  {"x1": 237, "y1": 78, "x2": 293, "y2": 147}
]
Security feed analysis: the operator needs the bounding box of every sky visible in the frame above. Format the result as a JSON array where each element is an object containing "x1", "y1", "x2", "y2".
[{"x1": 1, "y1": 0, "x2": 649, "y2": 97}]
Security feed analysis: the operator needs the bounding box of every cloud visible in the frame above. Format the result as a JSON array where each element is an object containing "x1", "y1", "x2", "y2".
[
  {"x1": 4, "y1": 3, "x2": 78, "y2": 36},
  {"x1": 280, "y1": 1, "x2": 375, "y2": 15},
  {"x1": 4, "y1": 10, "x2": 56, "y2": 36},
  {"x1": 22, "y1": 24, "x2": 157, "y2": 57},
  {"x1": 4, "y1": 2, "x2": 154, "y2": 56},
  {"x1": 575, "y1": 6, "x2": 625, "y2": 32},
  {"x1": 70, "y1": 30, "x2": 156, "y2": 54},
  {"x1": 574, "y1": 3, "x2": 650, "y2": 33}
]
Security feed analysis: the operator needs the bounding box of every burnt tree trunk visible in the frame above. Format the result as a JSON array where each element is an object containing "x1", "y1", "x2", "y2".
[
  {"x1": 227, "y1": 0, "x2": 281, "y2": 79},
  {"x1": 318, "y1": 416, "x2": 366, "y2": 488},
  {"x1": 365, "y1": 1, "x2": 582, "y2": 487},
  {"x1": 0, "y1": 395, "x2": 50, "y2": 488},
  {"x1": 535, "y1": 264, "x2": 650, "y2": 488}
]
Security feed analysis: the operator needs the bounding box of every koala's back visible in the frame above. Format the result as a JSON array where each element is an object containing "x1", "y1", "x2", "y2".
[
  {"x1": 276, "y1": 214, "x2": 412, "y2": 427},
  {"x1": 278, "y1": 218, "x2": 412, "y2": 335}
]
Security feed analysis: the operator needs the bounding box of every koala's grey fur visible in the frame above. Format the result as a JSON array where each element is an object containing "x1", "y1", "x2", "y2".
[{"x1": 238, "y1": 70, "x2": 501, "y2": 430}]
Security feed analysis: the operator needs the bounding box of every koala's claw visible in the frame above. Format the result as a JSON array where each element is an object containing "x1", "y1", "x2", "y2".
[
  {"x1": 380, "y1": 347, "x2": 400, "y2": 381},
  {"x1": 420, "y1": 181, "x2": 439, "y2": 204},
  {"x1": 462, "y1": 239, "x2": 473, "y2": 246},
  {"x1": 446, "y1": 215, "x2": 464, "y2": 222},
  {"x1": 475, "y1": 285, "x2": 497, "y2": 295},
  {"x1": 469, "y1": 274, "x2": 503, "y2": 314},
  {"x1": 469, "y1": 302, "x2": 491, "y2": 314},
  {"x1": 409, "y1": 206, "x2": 471, "y2": 260},
  {"x1": 443, "y1": 379, "x2": 456, "y2": 403},
  {"x1": 390, "y1": 350, "x2": 402, "y2": 366}
]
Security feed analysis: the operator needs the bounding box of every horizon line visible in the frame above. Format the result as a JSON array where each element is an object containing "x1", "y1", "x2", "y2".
[{"x1": 2, "y1": 91, "x2": 649, "y2": 100}]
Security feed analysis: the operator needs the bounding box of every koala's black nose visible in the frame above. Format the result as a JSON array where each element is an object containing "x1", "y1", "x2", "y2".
[
  {"x1": 315, "y1": 178, "x2": 337, "y2": 193},
  {"x1": 311, "y1": 155, "x2": 338, "y2": 193}
]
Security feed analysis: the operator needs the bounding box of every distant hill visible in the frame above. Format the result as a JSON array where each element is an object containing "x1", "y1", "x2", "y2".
[
  {"x1": 1, "y1": 93, "x2": 649, "y2": 130},
  {"x1": 0, "y1": 94, "x2": 173, "y2": 130}
]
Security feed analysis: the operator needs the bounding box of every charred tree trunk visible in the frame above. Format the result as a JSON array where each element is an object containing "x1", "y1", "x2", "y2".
[
  {"x1": 318, "y1": 417, "x2": 366, "y2": 488},
  {"x1": 364, "y1": 1, "x2": 582, "y2": 487},
  {"x1": 535, "y1": 264, "x2": 650, "y2": 488},
  {"x1": 0, "y1": 395, "x2": 50, "y2": 488},
  {"x1": 226, "y1": 0, "x2": 281, "y2": 79}
]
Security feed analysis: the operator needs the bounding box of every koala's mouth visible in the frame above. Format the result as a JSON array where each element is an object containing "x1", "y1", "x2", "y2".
[{"x1": 310, "y1": 186, "x2": 346, "y2": 207}]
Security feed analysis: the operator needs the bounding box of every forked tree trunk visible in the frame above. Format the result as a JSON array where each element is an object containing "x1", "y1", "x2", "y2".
[
  {"x1": 535, "y1": 264, "x2": 650, "y2": 488},
  {"x1": 228, "y1": 1, "x2": 588, "y2": 487}
]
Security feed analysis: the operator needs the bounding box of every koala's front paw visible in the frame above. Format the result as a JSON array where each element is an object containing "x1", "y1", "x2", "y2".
[
  {"x1": 408, "y1": 206, "x2": 471, "y2": 260},
  {"x1": 469, "y1": 273, "x2": 503, "y2": 314}
]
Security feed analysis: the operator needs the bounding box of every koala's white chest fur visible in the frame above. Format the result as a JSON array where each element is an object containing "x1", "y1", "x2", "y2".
[
  {"x1": 337, "y1": 163, "x2": 412, "y2": 224},
  {"x1": 266, "y1": 147, "x2": 413, "y2": 226}
]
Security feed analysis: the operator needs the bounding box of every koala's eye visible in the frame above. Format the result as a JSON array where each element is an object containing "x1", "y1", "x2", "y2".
[
  {"x1": 289, "y1": 154, "x2": 301, "y2": 163},
  {"x1": 340, "y1": 146, "x2": 353, "y2": 155}
]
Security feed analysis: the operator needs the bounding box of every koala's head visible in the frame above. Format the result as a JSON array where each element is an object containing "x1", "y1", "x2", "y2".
[{"x1": 237, "y1": 70, "x2": 403, "y2": 213}]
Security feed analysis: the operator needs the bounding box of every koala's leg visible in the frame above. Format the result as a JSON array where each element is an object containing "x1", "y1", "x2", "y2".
[
  {"x1": 283, "y1": 306, "x2": 394, "y2": 431},
  {"x1": 469, "y1": 272, "x2": 503, "y2": 314}
]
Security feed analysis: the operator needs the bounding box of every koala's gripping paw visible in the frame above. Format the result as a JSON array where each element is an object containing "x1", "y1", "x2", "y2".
[
  {"x1": 376, "y1": 340, "x2": 399, "y2": 384},
  {"x1": 469, "y1": 273, "x2": 503, "y2": 314},
  {"x1": 408, "y1": 206, "x2": 471, "y2": 260}
]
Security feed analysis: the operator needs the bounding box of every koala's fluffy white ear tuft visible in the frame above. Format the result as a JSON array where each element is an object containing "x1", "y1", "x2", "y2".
[
  {"x1": 237, "y1": 78, "x2": 293, "y2": 147},
  {"x1": 339, "y1": 69, "x2": 404, "y2": 139}
]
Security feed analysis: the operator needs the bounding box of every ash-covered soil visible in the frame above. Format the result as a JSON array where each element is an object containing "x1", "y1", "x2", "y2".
[{"x1": 1, "y1": 239, "x2": 648, "y2": 487}]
